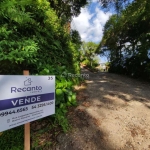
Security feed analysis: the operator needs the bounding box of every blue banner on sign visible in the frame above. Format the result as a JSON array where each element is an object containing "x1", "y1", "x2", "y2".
[{"x1": 0, "y1": 93, "x2": 54, "y2": 111}]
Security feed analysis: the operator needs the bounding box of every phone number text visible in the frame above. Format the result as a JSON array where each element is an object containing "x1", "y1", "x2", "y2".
[{"x1": 0, "y1": 107, "x2": 28, "y2": 117}]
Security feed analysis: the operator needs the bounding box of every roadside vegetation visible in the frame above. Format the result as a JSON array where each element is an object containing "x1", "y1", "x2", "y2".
[
  {"x1": 1, "y1": 0, "x2": 149, "y2": 149},
  {"x1": 0, "y1": 0, "x2": 87, "y2": 149},
  {"x1": 81, "y1": 42, "x2": 99, "y2": 72},
  {"x1": 98, "y1": 0, "x2": 150, "y2": 80}
]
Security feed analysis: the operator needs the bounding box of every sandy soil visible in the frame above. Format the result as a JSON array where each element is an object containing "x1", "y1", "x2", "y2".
[{"x1": 55, "y1": 68, "x2": 150, "y2": 150}]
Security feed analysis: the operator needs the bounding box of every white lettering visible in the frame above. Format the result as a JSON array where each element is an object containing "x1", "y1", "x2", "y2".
[
  {"x1": 25, "y1": 97, "x2": 30, "y2": 103},
  {"x1": 31, "y1": 97, "x2": 36, "y2": 102},
  {"x1": 19, "y1": 99, "x2": 24, "y2": 105},
  {"x1": 11, "y1": 96, "x2": 41, "y2": 106},
  {"x1": 11, "y1": 100, "x2": 18, "y2": 106},
  {"x1": 37, "y1": 96, "x2": 41, "y2": 101}
]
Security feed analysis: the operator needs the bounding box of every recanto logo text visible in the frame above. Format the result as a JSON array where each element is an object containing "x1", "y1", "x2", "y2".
[{"x1": 11, "y1": 86, "x2": 42, "y2": 93}]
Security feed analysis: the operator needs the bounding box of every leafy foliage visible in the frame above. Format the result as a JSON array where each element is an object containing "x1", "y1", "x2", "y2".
[
  {"x1": 98, "y1": 0, "x2": 150, "y2": 80},
  {"x1": 49, "y1": 0, "x2": 88, "y2": 21},
  {"x1": 39, "y1": 65, "x2": 78, "y2": 132},
  {"x1": 98, "y1": 0, "x2": 133, "y2": 13},
  {"x1": 70, "y1": 30, "x2": 82, "y2": 46},
  {"x1": 0, "y1": 0, "x2": 80, "y2": 75},
  {"x1": 81, "y1": 42, "x2": 99, "y2": 68},
  {"x1": 0, "y1": 0, "x2": 83, "y2": 149}
]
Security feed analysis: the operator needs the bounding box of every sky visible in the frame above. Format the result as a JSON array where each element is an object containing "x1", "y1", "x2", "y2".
[{"x1": 71, "y1": 1, "x2": 112, "y2": 63}]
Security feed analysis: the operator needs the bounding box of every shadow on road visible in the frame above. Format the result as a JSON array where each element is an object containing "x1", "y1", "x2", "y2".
[{"x1": 56, "y1": 68, "x2": 150, "y2": 150}]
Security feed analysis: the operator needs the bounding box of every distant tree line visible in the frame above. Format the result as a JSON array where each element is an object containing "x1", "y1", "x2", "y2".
[{"x1": 97, "y1": 0, "x2": 150, "y2": 80}]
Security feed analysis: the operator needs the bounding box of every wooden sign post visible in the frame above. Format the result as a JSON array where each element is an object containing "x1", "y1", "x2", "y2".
[
  {"x1": 0, "y1": 72, "x2": 55, "y2": 149},
  {"x1": 23, "y1": 70, "x2": 30, "y2": 150}
]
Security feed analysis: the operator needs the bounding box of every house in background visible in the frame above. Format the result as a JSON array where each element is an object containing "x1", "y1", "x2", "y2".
[{"x1": 99, "y1": 63, "x2": 107, "y2": 71}]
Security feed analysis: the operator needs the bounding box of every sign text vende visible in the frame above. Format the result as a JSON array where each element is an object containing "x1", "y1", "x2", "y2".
[{"x1": 0, "y1": 75, "x2": 55, "y2": 132}]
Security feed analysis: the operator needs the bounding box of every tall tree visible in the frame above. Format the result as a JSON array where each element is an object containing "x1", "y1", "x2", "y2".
[
  {"x1": 70, "y1": 30, "x2": 82, "y2": 46},
  {"x1": 49, "y1": 0, "x2": 88, "y2": 22},
  {"x1": 82, "y1": 42, "x2": 99, "y2": 67},
  {"x1": 98, "y1": 0, "x2": 150, "y2": 78},
  {"x1": 98, "y1": 0, "x2": 133, "y2": 13}
]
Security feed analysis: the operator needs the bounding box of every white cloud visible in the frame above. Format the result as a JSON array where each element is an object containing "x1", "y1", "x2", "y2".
[
  {"x1": 91, "y1": 0, "x2": 99, "y2": 2},
  {"x1": 71, "y1": 5, "x2": 112, "y2": 43}
]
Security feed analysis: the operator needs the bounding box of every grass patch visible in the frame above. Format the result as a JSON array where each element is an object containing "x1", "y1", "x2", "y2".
[
  {"x1": 0, "y1": 115, "x2": 69, "y2": 150},
  {"x1": 0, "y1": 125, "x2": 24, "y2": 150}
]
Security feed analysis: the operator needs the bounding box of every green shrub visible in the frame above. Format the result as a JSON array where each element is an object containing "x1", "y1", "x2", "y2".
[{"x1": 0, "y1": 0, "x2": 82, "y2": 149}]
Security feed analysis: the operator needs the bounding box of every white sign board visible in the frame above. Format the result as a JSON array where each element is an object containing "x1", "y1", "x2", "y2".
[{"x1": 0, "y1": 75, "x2": 55, "y2": 132}]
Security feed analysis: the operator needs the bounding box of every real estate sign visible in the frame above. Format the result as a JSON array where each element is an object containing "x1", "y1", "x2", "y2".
[{"x1": 0, "y1": 75, "x2": 55, "y2": 132}]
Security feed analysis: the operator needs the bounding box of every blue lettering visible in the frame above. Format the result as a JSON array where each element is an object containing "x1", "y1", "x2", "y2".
[
  {"x1": 22, "y1": 88, "x2": 26, "y2": 92},
  {"x1": 32, "y1": 87, "x2": 35, "y2": 91},
  {"x1": 11, "y1": 86, "x2": 42, "y2": 93},
  {"x1": 27, "y1": 87, "x2": 31, "y2": 91},
  {"x1": 11, "y1": 87, "x2": 17, "y2": 93},
  {"x1": 38, "y1": 86, "x2": 42, "y2": 90},
  {"x1": 17, "y1": 88, "x2": 21, "y2": 92}
]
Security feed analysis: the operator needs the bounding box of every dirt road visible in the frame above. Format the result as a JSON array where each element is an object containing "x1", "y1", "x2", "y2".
[{"x1": 56, "y1": 69, "x2": 150, "y2": 150}]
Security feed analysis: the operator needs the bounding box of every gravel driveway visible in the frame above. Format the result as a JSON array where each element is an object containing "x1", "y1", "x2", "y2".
[{"x1": 56, "y1": 69, "x2": 150, "y2": 150}]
